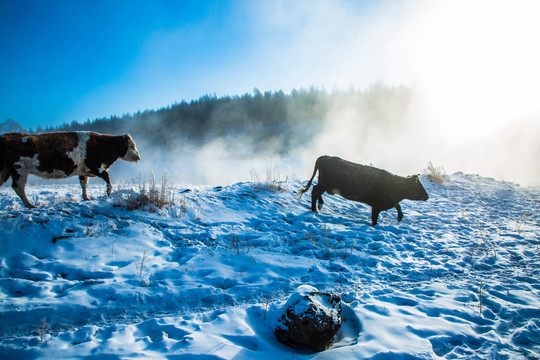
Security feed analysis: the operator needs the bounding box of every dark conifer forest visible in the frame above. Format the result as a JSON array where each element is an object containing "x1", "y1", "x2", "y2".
[{"x1": 17, "y1": 85, "x2": 412, "y2": 158}]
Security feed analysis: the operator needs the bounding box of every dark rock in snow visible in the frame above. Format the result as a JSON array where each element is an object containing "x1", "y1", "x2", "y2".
[{"x1": 275, "y1": 285, "x2": 342, "y2": 352}]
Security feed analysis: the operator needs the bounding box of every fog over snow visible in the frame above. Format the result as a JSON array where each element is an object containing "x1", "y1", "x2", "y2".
[{"x1": 111, "y1": 0, "x2": 540, "y2": 186}]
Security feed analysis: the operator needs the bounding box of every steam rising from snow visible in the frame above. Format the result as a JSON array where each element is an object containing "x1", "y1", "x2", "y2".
[
  {"x1": 256, "y1": 0, "x2": 540, "y2": 185},
  {"x1": 44, "y1": 0, "x2": 540, "y2": 187},
  {"x1": 144, "y1": 0, "x2": 538, "y2": 186}
]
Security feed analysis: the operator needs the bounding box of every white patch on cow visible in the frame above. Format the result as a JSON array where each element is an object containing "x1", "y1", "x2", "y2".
[
  {"x1": 25, "y1": 131, "x2": 92, "y2": 180},
  {"x1": 99, "y1": 163, "x2": 110, "y2": 172},
  {"x1": 14, "y1": 154, "x2": 40, "y2": 175},
  {"x1": 16, "y1": 153, "x2": 74, "y2": 179},
  {"x1": 21, "y1": 137, "x2": 28, "y2": 143},
  {"x1": 67, "y1": 132, "x2": 91, "y2": 175}
]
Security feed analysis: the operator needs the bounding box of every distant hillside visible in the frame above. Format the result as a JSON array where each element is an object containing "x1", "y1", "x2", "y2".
[{"x1": 0, "y1": 119, "x2": 24, "y2": 134}]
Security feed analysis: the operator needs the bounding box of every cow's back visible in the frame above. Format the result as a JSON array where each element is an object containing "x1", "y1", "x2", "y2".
[
  {"x1": 1, "y1": 132, "x2": 83, "y2": 178},
  {"x1": 0, "y1": 133, "x2": 38, "y2": 167},
  {"x1": 317, "y1": 156, "x2": 396, "y2": 205},
  {"x1": 33, "y1": 132, "x2": 82, "y2": 175}
]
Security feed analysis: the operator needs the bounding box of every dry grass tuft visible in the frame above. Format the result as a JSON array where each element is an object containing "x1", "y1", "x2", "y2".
[
  {"x1": 249, "y1": 167, "x2": 286, "y2": 192},
  {"x1": 118, "y1": 172, "x2": 176, "y2": 212},
  {"x1": 425, "y1": 162, "x2": 447, "y2": 185}
]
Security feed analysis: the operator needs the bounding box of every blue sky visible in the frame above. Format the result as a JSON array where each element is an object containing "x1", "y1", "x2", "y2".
[
  {"x1": 2, "y1": 0, "x2": 540, "y2": 136},
  {"x1": 1, "y1": 0, "x2": 382, "y2": 130}
]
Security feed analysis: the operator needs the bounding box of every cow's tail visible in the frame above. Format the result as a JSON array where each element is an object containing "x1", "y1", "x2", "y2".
[{"x1": 298, "y1": 159, "x2": 319, "y2": 199}]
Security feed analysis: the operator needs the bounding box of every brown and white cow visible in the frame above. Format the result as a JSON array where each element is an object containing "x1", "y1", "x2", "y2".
[
  {"x1": 0, "y1": 131, "x2": 140, "y2": 208},
  {"x1": 299, "y1": 156, "x2": 429, "y2": 226}
]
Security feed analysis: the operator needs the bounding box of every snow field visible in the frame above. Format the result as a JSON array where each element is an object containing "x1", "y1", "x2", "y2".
[{"x1": 0, "y1": 173, "x2": 539, "y2": 359}]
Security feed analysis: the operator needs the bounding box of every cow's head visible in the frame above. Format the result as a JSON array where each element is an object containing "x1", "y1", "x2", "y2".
[
  {"x1": 121, "y1": 134, "x2": 141, "y2": 162},
  {"x1": 406, "y1": 175, "x2": 429, "y2": 201}
]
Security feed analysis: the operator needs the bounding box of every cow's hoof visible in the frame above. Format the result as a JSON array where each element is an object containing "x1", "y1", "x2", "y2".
[{"x1": 83, "y1": 197, "x2": 91, "y2": 201}]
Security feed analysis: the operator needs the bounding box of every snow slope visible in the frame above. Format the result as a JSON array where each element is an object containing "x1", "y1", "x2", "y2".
[{"x1": 0, "y1": 173, "x2": 539, "y2": 359}]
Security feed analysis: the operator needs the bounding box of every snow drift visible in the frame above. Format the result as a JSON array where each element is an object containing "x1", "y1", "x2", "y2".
[{"x1": 0, "y1": 173, "x2": 539, "y2": 359}]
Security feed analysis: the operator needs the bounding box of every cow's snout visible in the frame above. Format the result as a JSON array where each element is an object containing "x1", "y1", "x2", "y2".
[
  {"x1": 124, "y1": 147, "x2": 141, "y2": 162},
  {"x1": 130, "y1": 151, "x2": 141, "y2": 162},
  {"x1": 122, "y1": 138, "x2": 141, "y2": 162}
]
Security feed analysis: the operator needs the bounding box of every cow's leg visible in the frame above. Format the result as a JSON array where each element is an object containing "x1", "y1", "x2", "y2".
[
  {"x1": 311, "y1": 184, "x2": 325, "y2": 212},
  {"x1": 395, "y1": 203, "x2": 403, "y2": 222},
  {"x1": 91, "y1": 169, "x2": 113, "y2": 196},
  {"x1": 11, "y1": 172, "x2": 35, "y2": 208},
  {"x1": 79, "y1": 176, "x2": 90, "y2": 201},
  {"x1": 0, "y1": 169, "x2": 10, "y2": 187},
  {"x1": 371, "y1": 207, "x2": 380, "y2": 226},
  {"x1": 99, "y1": 171, "x2": 113, "y2": 196},
  {"x1": 317, "y1": 191, "x2": 324, "y2": 211},
  {"x1": 311, "y1": 187, "x2": 318, "y2": 212}
]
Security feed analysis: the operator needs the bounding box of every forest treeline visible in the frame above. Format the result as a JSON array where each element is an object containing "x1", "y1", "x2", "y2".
[{"x1": 17, "y1": 84, "x2": 412, "y2": 156}]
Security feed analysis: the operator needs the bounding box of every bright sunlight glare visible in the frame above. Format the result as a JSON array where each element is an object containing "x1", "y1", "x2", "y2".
[{"x1": 397, "y1": 0, "x2": 540, "y2": 142}]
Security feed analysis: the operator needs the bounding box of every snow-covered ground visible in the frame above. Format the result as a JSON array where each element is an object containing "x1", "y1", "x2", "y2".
[{"x1": 0, "y1": 173, "x2": 539, "y2": 359}]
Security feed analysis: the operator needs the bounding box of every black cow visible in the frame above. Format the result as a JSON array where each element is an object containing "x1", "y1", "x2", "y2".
[
  {"x1": 0, "y1": 131, "x2": 140, "y2": 208},
  {"x1": 299, "y1": 156, "x2": 429, "y2": 225}
]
